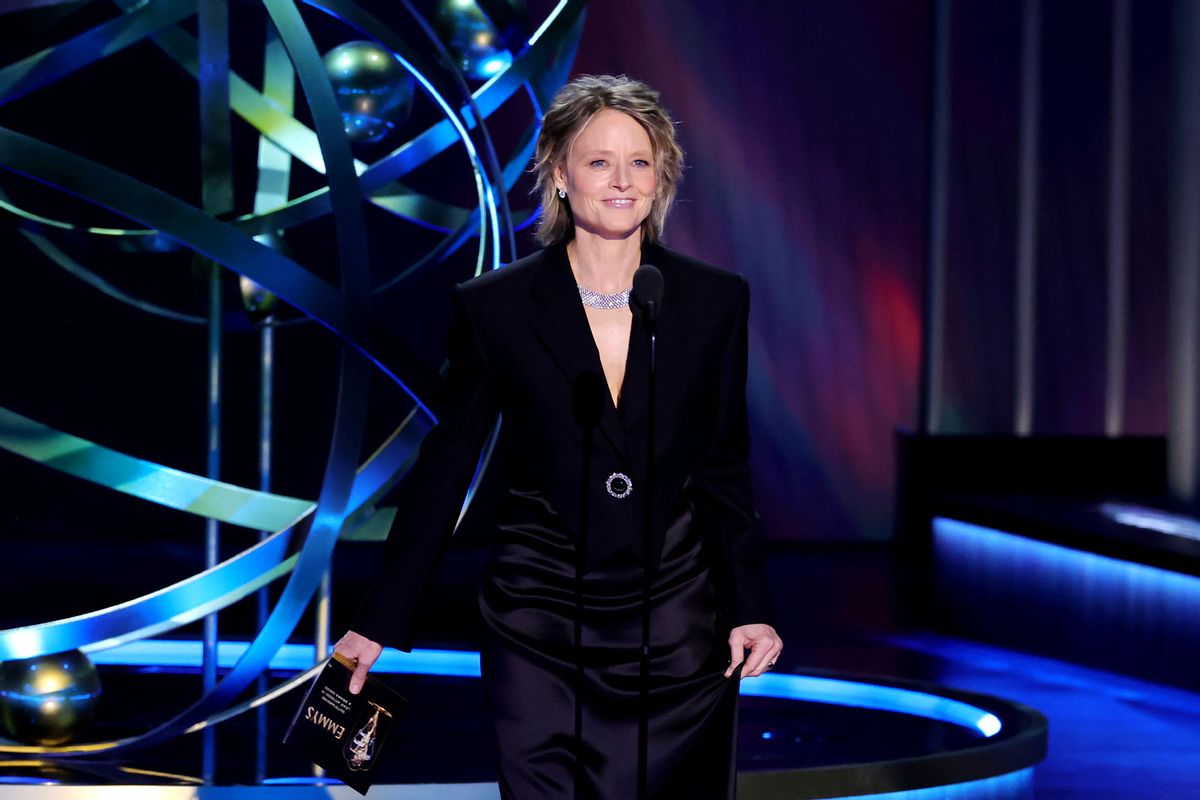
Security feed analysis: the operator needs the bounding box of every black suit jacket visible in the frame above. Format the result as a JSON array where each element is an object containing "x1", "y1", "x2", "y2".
[{"x1": 355, "y1": 241, "x2": 771, "y2": 651}]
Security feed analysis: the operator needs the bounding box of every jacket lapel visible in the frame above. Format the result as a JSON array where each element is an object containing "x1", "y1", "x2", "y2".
[{"x1": 527, "y1": 244, "x2": 631, "y2": 465}]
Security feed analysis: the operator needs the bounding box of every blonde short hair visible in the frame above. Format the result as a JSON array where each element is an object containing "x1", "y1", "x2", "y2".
[{"x1": 532, "y1": 75, "x2": 685, "y2": 246}]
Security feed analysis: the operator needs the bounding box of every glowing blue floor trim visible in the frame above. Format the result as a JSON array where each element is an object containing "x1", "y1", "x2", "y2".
[
  {"x1": 739, "y1": 673, "x2": 1001, "y2": 736},
  {"x1": 91, "y1": 640, "x2": 1001, "y2": 737},
  {"x1": 829, "y1": 768, "x2": 1032, "y2": 800},
  {"x1": 248, "y1": 770, "x2": 1035, "y2": 800},
  {"x1": 88, "y1": 640, "x2": 481, "y2": 677}
]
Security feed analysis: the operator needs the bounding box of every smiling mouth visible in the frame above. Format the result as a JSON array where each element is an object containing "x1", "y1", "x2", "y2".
[{"x1": 605, "y1": 199, "x2": 634, "y2": 207}]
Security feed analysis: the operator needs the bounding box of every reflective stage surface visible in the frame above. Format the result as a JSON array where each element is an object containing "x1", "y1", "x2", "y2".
[{"x1": 0, "y1": 640, "x2": 1044, "y2": 800}]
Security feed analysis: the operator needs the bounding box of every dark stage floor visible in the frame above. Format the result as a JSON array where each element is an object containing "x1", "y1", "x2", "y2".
[{"x1": 765, "y1": 545, "x2": 1200, "y2": 800}]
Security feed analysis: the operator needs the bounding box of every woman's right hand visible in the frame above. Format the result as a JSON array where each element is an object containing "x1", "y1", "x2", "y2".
[{"x1": 334, "y1": 630, "x2": 383, "y2": 695}]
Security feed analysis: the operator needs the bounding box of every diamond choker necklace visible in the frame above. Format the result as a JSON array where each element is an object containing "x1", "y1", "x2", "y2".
[{"x1": 577, "y1": 283, "x2": 632, "y2": 310}]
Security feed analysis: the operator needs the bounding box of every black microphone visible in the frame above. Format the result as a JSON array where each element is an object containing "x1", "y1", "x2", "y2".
[{"x1": 631, "y1": 264, "x2": 664, "y2": 332}]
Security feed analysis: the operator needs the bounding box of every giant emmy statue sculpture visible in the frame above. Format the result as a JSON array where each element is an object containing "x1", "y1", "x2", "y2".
[{"x1": 0, "y1": 0, "x2": 588, "y2": 778}]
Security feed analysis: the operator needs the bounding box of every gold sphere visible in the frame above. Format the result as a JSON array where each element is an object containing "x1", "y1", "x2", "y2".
[{"x1": 0, "y1": 650, "x2": 101, "y2": 746}]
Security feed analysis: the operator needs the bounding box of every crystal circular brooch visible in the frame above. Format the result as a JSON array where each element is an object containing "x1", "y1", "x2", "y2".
[{"x1": 606, "y1": 472, "x2": 633, "y2": 499}]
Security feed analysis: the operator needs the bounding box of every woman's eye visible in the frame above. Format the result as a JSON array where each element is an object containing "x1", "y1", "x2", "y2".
[
  {"x1": 590, "y1": 159, "x2": 607, "y2": 168},
  {"x1": 633, "y1": 159, "x2": 649, "y2": 167}
]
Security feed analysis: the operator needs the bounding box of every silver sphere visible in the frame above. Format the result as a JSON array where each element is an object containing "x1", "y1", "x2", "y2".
[
  {"x1": 435, "y1": 0, "x2": 525, "y2": 80},
  {"x1": 323, "y1": 41, "x2": 415, "y2": 144},
  {"x1": 0, "y1": 650, "x2": 101, "y2": 745}
]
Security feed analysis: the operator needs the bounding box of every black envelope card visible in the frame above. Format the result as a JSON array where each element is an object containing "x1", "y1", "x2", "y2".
[{"x1": 283, "y1": 652, "x2": 406, "y2": 795}]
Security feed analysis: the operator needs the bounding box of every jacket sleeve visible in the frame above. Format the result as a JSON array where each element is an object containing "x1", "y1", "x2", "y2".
[
  {"x1": 352, "y1": 284, "x2": 498, "y2": 651},
  {"x1": 691, "y1": 278, "x2": 773, "y2": 629}
]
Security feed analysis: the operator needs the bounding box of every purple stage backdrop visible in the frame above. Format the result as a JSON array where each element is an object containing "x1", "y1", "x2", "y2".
[
  {"x1": 568, "y1": 2, "x2": 928, "y2": 540},
  {"x1": 563, "y1": 0, "x2": 1171, "y2": 541}
]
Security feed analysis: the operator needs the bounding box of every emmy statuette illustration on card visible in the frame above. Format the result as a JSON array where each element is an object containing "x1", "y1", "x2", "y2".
[{"x1": 283, "y1": 652, "x2": 406, "y2": 795}]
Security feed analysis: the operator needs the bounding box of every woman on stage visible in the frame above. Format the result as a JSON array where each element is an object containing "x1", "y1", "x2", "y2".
[{"x1": 336, "y1": 74, "x2": 782, "y2": 800}]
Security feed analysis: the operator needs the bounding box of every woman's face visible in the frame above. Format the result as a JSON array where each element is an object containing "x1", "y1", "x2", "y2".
[{"x1": 555, "y1": 108, "x2": 657, "y2": 242}]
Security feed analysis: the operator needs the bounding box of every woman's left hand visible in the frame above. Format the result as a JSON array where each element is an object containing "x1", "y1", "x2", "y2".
[{"x1": 724, "y1": 623, "x2": 783, "y2": 679}]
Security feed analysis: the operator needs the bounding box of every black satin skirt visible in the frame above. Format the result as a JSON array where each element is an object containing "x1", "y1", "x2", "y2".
[{"x1": 479, "y1": 488, "x2": 738, "y2": 800}]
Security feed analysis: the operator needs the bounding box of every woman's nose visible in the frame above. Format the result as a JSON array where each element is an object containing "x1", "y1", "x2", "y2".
[{"x1": 612, "y1": 164, "x2": 630, "y2": 190}]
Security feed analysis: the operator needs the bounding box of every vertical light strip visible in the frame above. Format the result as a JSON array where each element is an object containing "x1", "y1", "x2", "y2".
[
  {"x1": 1104, "y1": 0, "x2": 1131, "y2": 438},
  {"x1": 1013, "y1": 0, "x2": 1041, "y2": 437},
  {"x1": 918, "y1": 0, "x2": 951, "y2": 435},
  {"x1": 1168, "y1": 0, "x2": 1200, "y2": 509},
  {"x1": 202, "y1": 263, "x2": 221, "y2": 783},
  {"x1": 256, "y1": 321, "x2": 274, "y2": 784},
  {"x1": 198, "y1": 0, "x2": 233, "y2": 783}
]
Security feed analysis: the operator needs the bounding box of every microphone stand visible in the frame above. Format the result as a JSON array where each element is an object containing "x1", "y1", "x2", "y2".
[{"x1": 637, "y1": 308, "x2": 657, "y2": 800}]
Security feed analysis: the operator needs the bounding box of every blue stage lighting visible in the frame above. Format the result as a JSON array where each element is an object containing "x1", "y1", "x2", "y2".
[
  {"x1": 90, "y1": 639, "x2": 1001, "y2": 736},
  {"x1": 1099, "y1": 502, "x2": 1200, "y2": 542},
  {"x1": 739, "y1": 672, "x2": 1001, "y2": 737},
  {"x1": 831, "y1": 769, "x2": 1033, "y2": 800}
]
